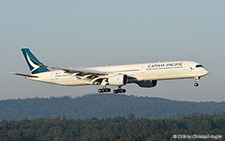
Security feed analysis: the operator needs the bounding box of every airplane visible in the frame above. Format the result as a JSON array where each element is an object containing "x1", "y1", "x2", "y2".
[{"x1": 11, "y1": 48, "x2": 209, "y2": 93}]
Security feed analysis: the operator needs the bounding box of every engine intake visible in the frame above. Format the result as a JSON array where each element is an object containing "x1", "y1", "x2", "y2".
[{"x1": 108, "y1": 74, "x2": 128, "y2": 86}]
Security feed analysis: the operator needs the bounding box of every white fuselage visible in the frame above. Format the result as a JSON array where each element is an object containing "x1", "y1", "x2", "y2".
[{"x1": 27, "y1": 61, "x2": 208, "y2": 86}]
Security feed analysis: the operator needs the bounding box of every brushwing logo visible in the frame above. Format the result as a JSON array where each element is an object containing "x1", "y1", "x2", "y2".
[{"x1": 26, "y1": 53, "x2": 40, "y2": 72}]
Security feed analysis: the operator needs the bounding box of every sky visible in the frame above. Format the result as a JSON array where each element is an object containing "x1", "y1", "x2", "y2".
[{"x1": 1, "y1": 0, "x2": 225, "y2": 102}]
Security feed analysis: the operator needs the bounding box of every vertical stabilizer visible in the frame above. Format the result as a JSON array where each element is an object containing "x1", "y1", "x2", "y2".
[{"x1": 21, "y1": 48, "x2": 49, "y2": 74}]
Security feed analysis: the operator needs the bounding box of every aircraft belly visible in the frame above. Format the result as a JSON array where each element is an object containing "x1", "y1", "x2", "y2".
[{"x1": 55, "y1": 79, "x2": 91, "y2": 86}]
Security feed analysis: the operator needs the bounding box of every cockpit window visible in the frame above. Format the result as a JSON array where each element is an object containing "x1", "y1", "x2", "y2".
[{"x1": 196, "y1": 65, "x2": 204, "y2": 68}]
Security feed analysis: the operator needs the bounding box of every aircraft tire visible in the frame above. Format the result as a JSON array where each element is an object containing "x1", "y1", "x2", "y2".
[
  {"x1": 113, "y1": 90, "x2": 118, "y2": 94},
  {"x1": 194, "y1": 83, "x2": 199, "y2": 87},
  {"x1": 106, "y1": 88, "x2": 111, "y2": 92},
  {"x1": 98, "y1": 89, "x2": 103, "y2": 93}
]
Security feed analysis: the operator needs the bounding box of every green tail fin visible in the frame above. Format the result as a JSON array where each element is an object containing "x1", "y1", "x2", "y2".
[{"x1": 21, "y1": 48, "x2": 49, "y2": 74}]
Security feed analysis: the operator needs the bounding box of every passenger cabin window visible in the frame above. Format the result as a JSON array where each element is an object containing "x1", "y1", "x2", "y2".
[{"x1": 196, "y1": 65, "x2": 204, "y2": 68}]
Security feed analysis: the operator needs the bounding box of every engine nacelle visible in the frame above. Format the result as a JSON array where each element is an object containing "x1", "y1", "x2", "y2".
[
  {"x1": 108, "y1": 74, "x2": 128, "y2": 86},
  {"x1": 136, "y1": 80, "x2": 157, "y2": 88}
]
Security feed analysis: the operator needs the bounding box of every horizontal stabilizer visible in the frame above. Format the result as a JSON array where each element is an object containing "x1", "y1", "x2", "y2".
[{"x1": 10, "y1": 73, "x2": 38, "y2": 78}]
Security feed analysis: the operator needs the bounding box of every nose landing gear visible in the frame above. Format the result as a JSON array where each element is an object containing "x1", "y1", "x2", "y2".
[{"x1": 194, "y1": 77, "x2": 200, "y2": 87}]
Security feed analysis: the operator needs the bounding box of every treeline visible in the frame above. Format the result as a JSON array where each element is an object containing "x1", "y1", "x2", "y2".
[
  {"x1": 0, "y1": 94, "x2": 225, "y2": 120},
  {"x1": 0, "y1": 114, "x2": 224, "y2": 141}
]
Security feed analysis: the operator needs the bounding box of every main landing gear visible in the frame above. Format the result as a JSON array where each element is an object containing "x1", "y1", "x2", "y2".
[
  {"x1": 98, "y1": 86, "x2": 126, "y2": 94},
  {"x1": 113, "y1": 89, "x2": 126, "y2": 94},
  {"x1": 113, "y1": 86, "x2": 126, "y2": 94},
  {"x1": 194, "y1": 77, "x2": 200, "y2": 87},
  {"x1": 98, "y1": 88, "x2": 111, "y2": 93}
]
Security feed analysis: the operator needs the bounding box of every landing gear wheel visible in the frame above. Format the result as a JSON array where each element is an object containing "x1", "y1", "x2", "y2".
[
  {"x1": 98, "y1": 88, "x2": 111, "y2": 93},
  {"x1": 113, "y1": 89, "x2": 119, "y2": 94},
  {"x1": 113, "y1": 89, "x2": 126, "y2": 94},
  {"x1": 113, "y1": 86, "x2": 126, "y2": 94},
  {"x1": 98, "y1": 89, "x2": 103, "y2": 93},
  {"x1": 194, "y1": 83, "x2": 199, "y2": 87},
  {"x1": 106, "y1": 88, "x2": 111, "y2": 92},
  {"x1": 119, "y1": 89, "x2": 126, "y2": 93}
]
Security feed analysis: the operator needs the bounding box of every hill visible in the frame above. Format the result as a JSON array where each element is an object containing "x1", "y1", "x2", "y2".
[{"x1": 0, "y1": 94, "x2": 225, "y2": 120}]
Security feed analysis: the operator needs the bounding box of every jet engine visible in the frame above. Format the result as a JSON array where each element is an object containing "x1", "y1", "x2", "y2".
[
  {"x1": 108, "y1": 74, "x2": 128, "y2": 86},
  {"x1": 135, "y1": 80, "x2": 157, "y2": 88}
]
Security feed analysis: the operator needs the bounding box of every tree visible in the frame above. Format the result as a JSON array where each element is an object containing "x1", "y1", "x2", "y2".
[{"x1": 128, "y1": 114, "x2": 136, "y2": 120}]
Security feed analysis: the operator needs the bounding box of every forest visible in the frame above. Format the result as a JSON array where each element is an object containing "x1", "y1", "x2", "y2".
[
  {"x1": 0, "y1": 114, "x2": 224, "y2": 140},
  {"x1": 0, "y1": 94, "x2": 225, "y2": 120}
]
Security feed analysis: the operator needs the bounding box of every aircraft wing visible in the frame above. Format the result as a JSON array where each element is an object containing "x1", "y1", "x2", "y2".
[
  {"x1": 31, "y1": 58, "x2": 108, "y2": 76},
  {"x1": 31, "y1": 59, "x2": 135, "y2": 85},
  {"x1": 40, "y1": 65, "x2": 107, "y2": 76},
  {"x1": 41, "y1": 65, "x2": 109, "y2": 85}
]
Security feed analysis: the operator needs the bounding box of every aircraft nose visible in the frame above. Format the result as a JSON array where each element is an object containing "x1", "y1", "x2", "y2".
[{"x1": 202, "y1": 69, "x2": 209, "y2": 76}]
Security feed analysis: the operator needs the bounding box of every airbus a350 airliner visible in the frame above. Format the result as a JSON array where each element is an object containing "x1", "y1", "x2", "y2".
[{"x1": 12, "y1": 48, "x2": 208, "y2": 93}]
